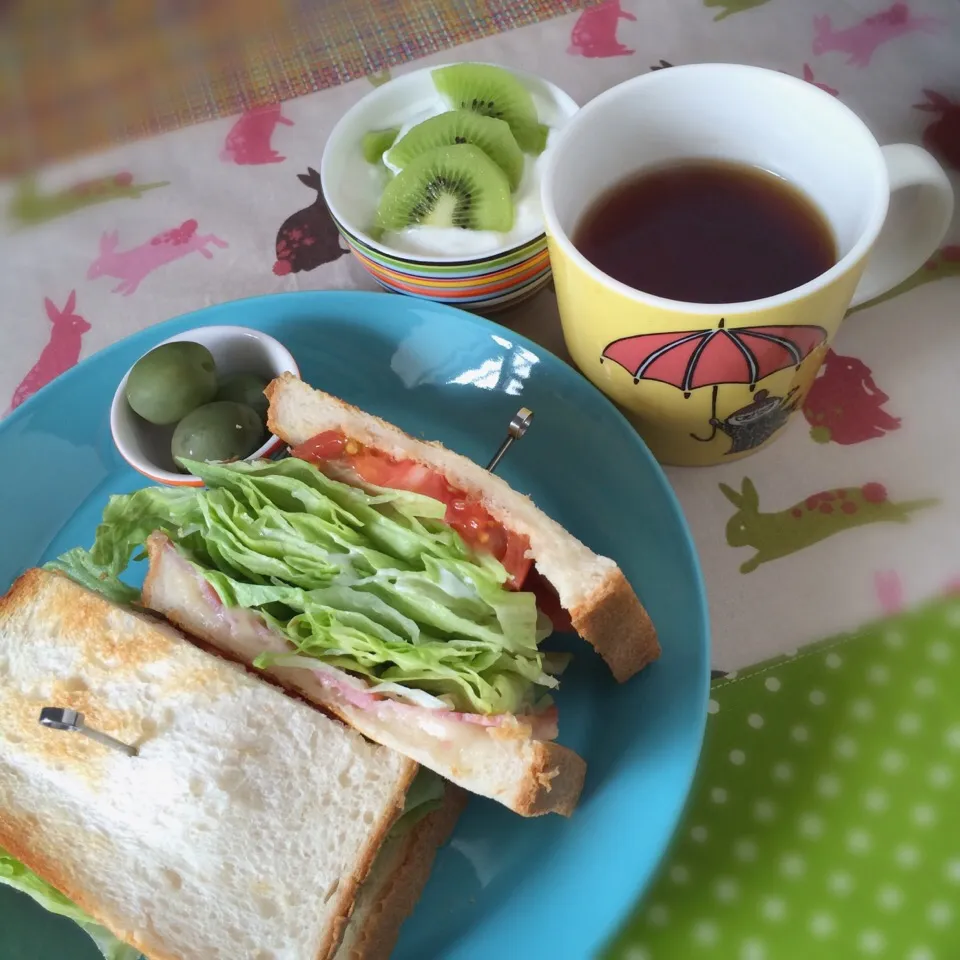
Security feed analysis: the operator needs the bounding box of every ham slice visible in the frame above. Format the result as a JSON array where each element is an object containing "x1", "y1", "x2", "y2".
[{"x1": 311, "y1": 666, "x2": 560, "y2": 741}]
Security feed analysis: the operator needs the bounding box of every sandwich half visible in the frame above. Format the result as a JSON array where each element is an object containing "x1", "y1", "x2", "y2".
[
  {"x1": 267, "y1": 374, "x2": 659, "y2": 683},
  {"x1": 0, "y1": 569, "x2": 461, "y2": 960}
]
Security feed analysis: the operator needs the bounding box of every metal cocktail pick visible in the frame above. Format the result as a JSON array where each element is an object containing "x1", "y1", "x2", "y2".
[
  {"x1": 38, "y1": 707, "x2": 139, "y2": 757},
  {"x1": 486, "y1": 408, "x2": 534, "y2": 473}
]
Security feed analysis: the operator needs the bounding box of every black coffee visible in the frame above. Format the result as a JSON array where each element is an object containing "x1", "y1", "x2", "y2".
[{"x1": 572, "y1": 160, "x2": 837, "y2": 303}]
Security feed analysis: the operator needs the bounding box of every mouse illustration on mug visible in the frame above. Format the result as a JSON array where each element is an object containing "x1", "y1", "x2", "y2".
[
  {"x1": 601, "y1": 318, "x2": 828, "y2": 456},
  {"x1": 692, "y1": 387, "x2": 800, "y2": 452}
]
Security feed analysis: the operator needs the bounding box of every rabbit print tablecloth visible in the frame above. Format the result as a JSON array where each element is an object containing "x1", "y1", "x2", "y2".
[{"x1": 1, "y1": 0, "x2": 958, "y2": 956}]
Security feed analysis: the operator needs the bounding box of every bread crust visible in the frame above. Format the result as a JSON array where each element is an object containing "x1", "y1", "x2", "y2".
[
  {"x1": 515, "y1": 741, "x2": 587, "y2": 817},
  {"x1": 0, "y1": 569, "x2": 416, "y2": 960},
  {"x1": 571, "y1": 568, "x2": 661, "y2": 682},
  {"x1": 265, "y1": 373, "x2": 659, "y2": 682},
  {"x1": 337, "y1": 786, "x2": 468, "y2": 960}
]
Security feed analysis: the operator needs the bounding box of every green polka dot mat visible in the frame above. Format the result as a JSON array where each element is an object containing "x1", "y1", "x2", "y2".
[{"x1": 609, "y1": 594, "x2": 960, "y2": 960}]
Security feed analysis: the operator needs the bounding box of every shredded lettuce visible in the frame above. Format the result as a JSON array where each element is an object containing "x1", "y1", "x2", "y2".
[
  {"x1": 73, "y1": 456, "x2": 560, "y2": 714},
  {"x1": 0, "y1": 849, "x2": 140, "y2": 960}
]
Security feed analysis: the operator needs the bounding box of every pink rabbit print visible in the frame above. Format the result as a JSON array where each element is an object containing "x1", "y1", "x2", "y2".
[
  {"x1": 567, "y1": 0, "x2": 636, "y2": 58},
  {"x1": 812, "y1": 3, "x2": 945, "y2": 68},
  {"x1": 801, "y1": 63, "x2": 839, "y2": 97},
  {"x1": 220, "y1": 104, "x2": 294, "y2": 165},
  {"x1": 874, "y1": 569, "x2": 905, "y2": 615},
  {"x1": 874, "y1": 570, "x2": 960, "y2": 613},
  {"x1": 915, "y1": 90, "x2": 960, "y2": 171},
  {"x1": 87, "y1": 219, "x2": 228, "y2": 296},
  {"x1": 8, "y1": 291, "x2": 90, "y2": 413}
]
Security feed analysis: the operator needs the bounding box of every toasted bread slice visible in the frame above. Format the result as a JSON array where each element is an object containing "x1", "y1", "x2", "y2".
[
  {"x1": 143, "y1": 533, "x2": 587, "y2": 816},
  {"x1": 265, "y1": 373, "x2": 660, "y2": 681},
  {"x1": 0, "y1": 569, "x2": 417, "y2": 960}
]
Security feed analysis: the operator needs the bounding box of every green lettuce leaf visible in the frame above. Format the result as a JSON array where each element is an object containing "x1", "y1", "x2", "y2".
[
  {"x1": 389, "y1": 769, "x2": 447, "y2": 839},
  {"x1": 77, "y1": 457, "x2": 559, "y2": 714},
  {"x1": 0, "y1": 849, "x2": 140, "y2": 960},
  {"x1": 43, "y1": 547, "x2": 140, "y2": 605}
]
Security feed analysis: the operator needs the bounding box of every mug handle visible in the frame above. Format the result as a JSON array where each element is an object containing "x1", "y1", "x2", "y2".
[{"x1": 850, "y1": 143, "x2": 954, "y2": 308}]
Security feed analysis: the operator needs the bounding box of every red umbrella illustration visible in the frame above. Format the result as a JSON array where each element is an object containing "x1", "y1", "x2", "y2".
[{"x1": 601, "y1": 318, "x2": 828, "y2": 444}]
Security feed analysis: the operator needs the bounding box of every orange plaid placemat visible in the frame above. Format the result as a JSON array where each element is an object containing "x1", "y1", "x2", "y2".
[{"x1": 1, "y1": 0, "x2": 592, "y2": 175}]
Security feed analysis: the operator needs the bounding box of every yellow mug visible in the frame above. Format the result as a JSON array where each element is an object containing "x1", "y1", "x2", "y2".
[{"x1": 541, "y1": 63, "x2": 953, "y2": 466}]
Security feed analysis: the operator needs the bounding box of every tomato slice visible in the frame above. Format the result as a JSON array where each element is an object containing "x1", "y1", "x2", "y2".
[
  {"x1": 350, "y1": 450, "x2": 402, "y2": 488},
  {"x1": 500, "y1": 530, "x2": 534, "y2": 589},
  {"x1": 292, "y1": 431, "x2": 551, "y2": 602},
  {"x1": 525, "y1": 569, "x2": 574, "y2": 633},
  {"x1": 291, "y1": 430, "x2": 347, "y2": 462}
]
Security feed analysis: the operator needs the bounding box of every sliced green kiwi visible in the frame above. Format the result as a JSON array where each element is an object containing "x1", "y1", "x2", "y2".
[
  {"x1": 362, "y1": 127, "x2": 400, "y2": 164},
  {"x1": 432, "y1": 63, "x2": 550, "y2": 155},
  {"x1": 515, "y1": 120, "x2": 549, "y2": 154},
  {"x1": 386, "y1": 110, "x2": 524, "y2": 190},
  {"x1": 376, "y1": 143, "x2": 513, "y2": 233}
]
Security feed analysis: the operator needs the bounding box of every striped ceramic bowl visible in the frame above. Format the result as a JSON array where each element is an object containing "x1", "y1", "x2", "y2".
[{"x1": 320, "y1": 63, "x2": 578, "y2": 312}]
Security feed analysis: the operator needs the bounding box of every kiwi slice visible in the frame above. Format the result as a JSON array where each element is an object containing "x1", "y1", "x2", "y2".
[
  {"x1": 432, "y1": 63, "x2": 550, "y2": 155},
  {"x1": 386, "y1": 110, "x2": 524, "y2": 190},
  {"x1": 376, "y1": 143, "x2": 513, "y2": 233},
  {"x1": 362, "y1": 127, "x2": 400, "y2": 164}
]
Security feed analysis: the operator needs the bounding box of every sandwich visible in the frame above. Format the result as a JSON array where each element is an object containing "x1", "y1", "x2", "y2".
[
  {"x1": 0, "y1": 569, "x2": 464, "y2": 960},
  {"x1": 57, "y1": 374, "x2": 660, "y2": 816}
]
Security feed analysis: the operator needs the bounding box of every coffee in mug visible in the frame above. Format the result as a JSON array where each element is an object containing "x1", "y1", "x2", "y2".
[{"x1": 572, "y1": 160, "x2": 837, "y2": 304}]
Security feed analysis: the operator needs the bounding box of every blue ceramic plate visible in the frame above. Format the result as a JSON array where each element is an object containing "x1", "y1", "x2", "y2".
[{"x1": 0, "y1": 291, "x2": 709, "y2": 960}]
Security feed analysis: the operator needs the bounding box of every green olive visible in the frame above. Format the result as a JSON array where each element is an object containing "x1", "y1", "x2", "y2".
[
  {"x1": 215, "y1": 372, "x2": 269, "y2": 421},
  {"x1": 171, "y1": 401, "x2": 264, "y2": 466},
  {"x1": 125, "y1": 341, "x2": 217, "y2": 425}
]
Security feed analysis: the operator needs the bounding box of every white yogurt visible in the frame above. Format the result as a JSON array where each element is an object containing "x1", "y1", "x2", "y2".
[{"x1": 370, "y1": 90, "x2": 569, "y2": 257}]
